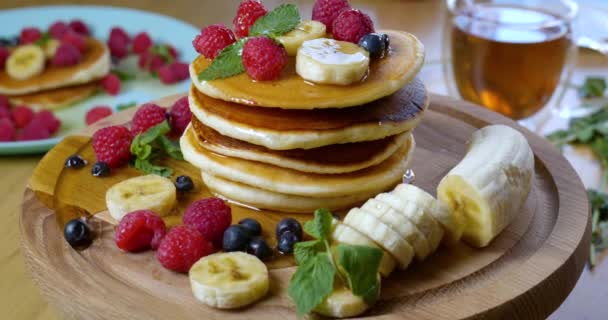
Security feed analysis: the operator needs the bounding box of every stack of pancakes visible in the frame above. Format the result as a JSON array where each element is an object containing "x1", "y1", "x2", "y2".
[
  {"x1": 181, "y1": 31, "x2": 428, "y2": 213},
  {"x1": 0, "y1": 38, "x2": 110, "y2": 110}
]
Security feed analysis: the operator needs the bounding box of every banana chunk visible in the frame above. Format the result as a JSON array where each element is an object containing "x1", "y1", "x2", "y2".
[
  {"x1": 296, "y1": 38, "x2": 369, "y2": 85},
  {"x1": 344, "y1": 208, "x2": 414, "y2": 269},
  {"x1": 314, "y1": 283, "x2": 373, "y2": 318},
  {"x1": 362, "y1": 198, "x2": 431, "y2": 260},
  {"x1": 105, "y1": 175, "x2": 177, "y2": 221},
  {"x1": 189, "y1": 252, "x2": 269, "y2": 309},
  {"x1": 437, "y1": 125, "x2": 534, "y2": 247},
  {"x1": 331, "y1": 221, "x2": 397, "y2": 277},
  {"x1": 6, "y1": 45, "x2": 45, "y2": 80},
  {"x1": 277, "y1": 20, "x2": 326, "y2": 56}
]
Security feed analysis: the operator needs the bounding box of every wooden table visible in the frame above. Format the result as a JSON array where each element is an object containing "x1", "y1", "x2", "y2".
[{"x1": 1, "y1": 0, "x2": 606, "y2": 319}]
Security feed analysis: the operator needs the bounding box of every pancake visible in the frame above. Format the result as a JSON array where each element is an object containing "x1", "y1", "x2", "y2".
[
  {"x1": 190, "y1": 30, "x2": 424, "y2": 109},
  {"x1": 0, "y1": 38, "x2": 110, "y2": 95},
  {"x1": 9, "y1": 82, "x2": 98, "y2": 110},
  {"x1": 203, "y1": 173, "x2": 384, "y2": 213},
  {"x1": 192, "y1": 116, "x2": 410, "y2": 174},
  {"x1": 189, "y1": 78, "x2": 428, "y2": 150},
  {"x1": 181, "y1": 125, "x2": 415, "y2": 197}
]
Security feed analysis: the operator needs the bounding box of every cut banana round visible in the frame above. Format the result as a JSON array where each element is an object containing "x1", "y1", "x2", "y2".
[
  {"x1": 313, "y1": 283, "x2": 374, "y2": 318},
  {"x1": 6, "y1": 44, "x2": 45, "y2": 80},
  {"x1": 277, "y1": 20, "x2": 326, "y2": 56},
  {"x1": 437, "y1": 125, "x2": 534, "y2": 247},
  {"x1": 361, "y1": 198, "x2": 431, "y2": 260},
  {"x1": 376, "y1": 192, "x2": 444, "y2": 253},
  {"x1": 331, "y1": 222, "x2": 396, "y2": 277},
  {"x1": 344, "y1": 208, "x2": 414, "y2": 269},
  {"x1": 189, "y1": 252, "x2": 269, "y2": 309},
  {"x1": 296, "y1": 38, "x2": 369, "y2": 85},
  {"x1": 43, "y1": 39, "x2": 60, "y2": 59},
  {"x1": 105, "y1": 175, "x2": 177, "y2": 221}
]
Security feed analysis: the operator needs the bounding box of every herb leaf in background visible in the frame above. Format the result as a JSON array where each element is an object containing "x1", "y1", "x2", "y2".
[
  {"x1": 588, "y1": 189, "x2": 608, "y2": 267},
  {"x1": 112, "y1": 69, "x2": 135, "y2": 81},
  {"x1": 579, "y1": 77, "x2": 607, "y2": 99},
  {"x1": 116, "y1": 102, "x2": 137, "y2": 111},
  {"x1": 249, "y1": 4, "x2": 301, "y2": 38},
  {"x1": 198, "y1": 38, "x2": 247, "y2": 81},
  {"x1": 130, "y1": 120, "x2": 182, "y2": 177}
]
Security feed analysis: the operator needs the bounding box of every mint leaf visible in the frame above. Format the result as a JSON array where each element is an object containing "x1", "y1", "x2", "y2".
[
  {"x1": 303, "y1": 208, "x2": 333, "y2": 241},
  {"x1": 288, "y1": 253, "x2": 335, "y2": 317},
  {"x1": 134, "y1": 158, "x2": 172, "y2": 177},
  {"x1": 34, "y1": 32, "x2": 50, "y2": 46},
  {"x1": 294, "y1": 240, "x2": 324, "y2": 265},
  {"x1": 116, "y1": 102, "x2": 137, "y2": 111},
  {"x1": 579, "y1": 77, "x2": 607, "y2": 99},
  {"x1": 130, "y1": 120, "x2": 182, "y2": 176},
  {"x1": 158, "y1": 135, "x2": 183, "y2": 160},
  {"x1": 112, "y1": 69, "x2": 135, "y2": 81},
  {"x1": 140, "y1": 121, "x2": 171, "y2": 145},
  {"x1": 337, "y1": 244, "x2": 383, "y2": 305},
  {"x1": 151, "y1": 44, "x2": 175, "y2": 64},
  {"x1": 198, "y1": 38, "x2": 246, "y2": 81},
  {"x1": 250, "y1": 4, "x2": 300, "y2": 38}
]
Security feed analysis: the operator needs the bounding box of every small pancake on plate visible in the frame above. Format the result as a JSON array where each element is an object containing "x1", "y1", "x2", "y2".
[
  {"x1": 189, "y1": 77, "x2": 428, "y2": 150},
  {"x1": 181, "y1": 125, "x2": 414, "y2": 198},
  {"x1": 9, "y1": 82, "x2": 98, "y2": 110},
  {"x1": 0, "y1": 38, "x2": 110, "y2": 95},
  {"x1": 191, "y1": 116, "x2": 410, "y2": 174}
]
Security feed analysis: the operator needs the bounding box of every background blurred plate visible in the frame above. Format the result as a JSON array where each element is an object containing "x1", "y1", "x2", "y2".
[{"x1": 0, "y1": 5, "x2": 199, "y2": 155}]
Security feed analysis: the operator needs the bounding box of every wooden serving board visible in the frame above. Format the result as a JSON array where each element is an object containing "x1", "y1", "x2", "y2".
[{"x1": 20, "y1": 94, "x2": 590, "y2": 320}]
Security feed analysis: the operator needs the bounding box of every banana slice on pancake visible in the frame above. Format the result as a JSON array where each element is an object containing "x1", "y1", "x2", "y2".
[
  {"x1": 6, "y1": 45, "x2": 45, "y2": 80},
  {"x1": 277, "y1": 20, "x2": 326, "y2": 56}
]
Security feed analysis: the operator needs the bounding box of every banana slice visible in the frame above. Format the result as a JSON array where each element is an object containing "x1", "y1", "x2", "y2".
[
  {"x1": 43, "y1": 39, "x2": 60, "y2": 59},
  {"x1": 105, "y1": 175, "x2": 177, "y2": 221},
  {"x1": 361, "y1": 198, "x2": 431, "y2": 260},
  {"x1": 6, "y1": 44, "x2": 45, "y2": 80},
  {"x1": 376, "y1": 192, "x2": 444, "y2": 253},
  {"x1": 189, "y1": 252, "x2": 269, "y2": 309},
  {"x1": 331, "y1": 221, "x2": 397, "y2": 277},
  {"x1": 393, "y1": 184, "x2": 464, "y2": 245},
  {"x1": 296, "y1": 38, "x2": 369, "y2": 85},
  {"x1": 437, "y1": 125, "x2": 534, "y2": 247},
  {"x1": 314, "y1": 282, "x2": 374, "y2": 318},
  {"x1": 344, "y1": 208, "x2": 414, "y2": 269},
  {"x1": 277, "y1": 20, "x2": 326, "y2": 56}
]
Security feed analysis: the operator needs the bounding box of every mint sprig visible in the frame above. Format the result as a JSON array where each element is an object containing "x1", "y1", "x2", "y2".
[
  {"x1": 198, "y1": 38, "x2": 246, "y2": 81},
  {"x1": 130, "y1": 120, "x2": 183, "y2": 177},
  {"x1": 287, "y1": 209, "x2": 383, "y2": 317},
  {"x1": 249, "y1": 4, "x2": 300, "y2": 38}
]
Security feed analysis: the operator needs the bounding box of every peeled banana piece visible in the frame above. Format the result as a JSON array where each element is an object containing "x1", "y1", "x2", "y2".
[
  {"x1": 189, "y1": 252, "x2": 269, "y2": 309},
  {"x1": 437, "y1": 125, "x2": 534, "y2": 247},
  {"x1": 296, "y1": 38, "x2": 369, "y2": 85},
  {"x1": 105, "y1": 175, "x2": 177, "y2": 221},
  {"x1": 314, "y1": 284, "x2": 373, "y2": 318},
  {"x1": 277, "y1": 20, "x2": 326, "y2": 56},
  {"x1": 6, "y1": 44, "x2": 45, "y2": 80}
]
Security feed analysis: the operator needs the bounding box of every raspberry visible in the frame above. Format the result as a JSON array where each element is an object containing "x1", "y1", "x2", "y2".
[
  {"x1": 0, "y1": 118, "x2": 15, "y2": 142},
  {"x1": 91, "y1": 126, "x2": 133, "y2": 168},
  {"x1": 332, "y1": 9, "x2": 375, "y2": 43},
  {"x1": 61, "y1": 31, "x2": 88, "y2": 53},
  {"x1": 20, "y1": 27, "x2": 42, "y2": 44},
  {"x1": 49, "y1": 21, "x2": 69, "y2": 39},
  {"x1": 115, "y1": 210, "x2": 167, "y2": 252},
  {"x1": 233, "y1": 0, "x2": 268, "y2": 38},
  {"x1": 132, "y1": 32, "x2": 152, "y2": 54},
  {"x1": 157, "y1": 65, "x2": 176, "y2": 84},
  {"x1": 157, "y1": 62, "x2": 189, "y2": 85},
  {"x1": 11, "y1": 105, "x2": 34, "y2": 129},
  {"x1": 85, "y1": 106, "x2": 113, "y2": 125},
  {"x1": 0, "y1": 106, "x2": 9, "y2": 120},
  {"x1": 52, "y1": 42, "x2": 82, "y2": 66},
  {"x1": 192, "y1": 24, "x2": 237, "y2": 59},
  {"x1": 109, "y1": 26, "x2": 130, "y2": 44},
  {"x1": 138, "y1": 52, "x2": 166, "y2": 72},
  {"x1": 242, "y1": 37, "x2": 288, "y2": 81},
  {"x1": 0, "y1": 95, "x2": 9, "y2": 109},
  {"x1": 17, "y1": 119, "x2": 50, "y2": 141},
  {"x1": 33, "y1": 110, "x2": 61, "y2": 134},
  {"x1": 108, "y1": 27, "x2": 130, "y2": 59},
  {"x1": 100, "y1": 73, "x2": 121, "y2": 96},
  {"x1": 0, "y1": 47, "x2": 8, "y2": 69},
  {"x1": 183, "y1": 197, "x2": 232, "y2": 248},
  {"x1": 169, "y1": 96, "x2": 191, "y2": 135},
  {"x1": 131, "y1": 103, "x2": 167, "y2": 134},
  {"x1": 69, "y1": 20, "x2": 90, "y2": 36},
  {"x1": 312, "y1": 0, "x2": 351, "y2": 33},
  {"x1": 149, "y1": 54, "x2": 166, "y2": 72},
  {"x1": 167, "y1": 45, "x2": 178, "y2": 59},
  {"x1": 156, "y1": 225, "x2": 214, "y2": 273}
]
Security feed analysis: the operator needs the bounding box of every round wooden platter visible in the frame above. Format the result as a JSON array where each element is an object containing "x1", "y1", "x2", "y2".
[{"x1": 20, "y1": 94, "x2": 590, "y2": 320}]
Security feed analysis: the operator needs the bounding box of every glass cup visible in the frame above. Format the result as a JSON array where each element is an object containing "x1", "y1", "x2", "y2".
[{"x1": 442, "y1": 0, "x2": 578, "y2": 128}]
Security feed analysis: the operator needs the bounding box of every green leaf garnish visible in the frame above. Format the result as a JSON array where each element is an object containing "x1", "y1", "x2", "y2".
[
  {"x1": 158, "y1": 135, "x2": 184, "y2": 160},
  {"x1": 294, "y1": 240, "x2": 324, "y2": 265},
  {"x1": 337, "y1": 244, "x2": 383, "y2": 305},
  {"x1": 198, "y1": 38, "x2": 247, "y2": 81},
  {"x1": 130, "y1": 120, "x2": 182, "y2": 176},
  {"x1": 150, "y1": 44, "x2": 175, "y2": 64},
  {"x1": 249, "y1": 4, "x2": 301, "y2": 38},
  {"x1": 116, "y1": 102, "x2": 137, "y2": 111},
  {"x1": 303, "y1": 208, "x2": 333, "y2": 241},
  {"x1": 112, "y1": 69, "x2": 135, "y2": 81},
  {"x1": 579, "y1": 77, "x2": 607, "y2": 99},
  {"x1": 287, "y1": 253, "x2": 335, "y2": 317},
  {"x1": 34, "y1": 32, "x2": 51, "y2": 46}
]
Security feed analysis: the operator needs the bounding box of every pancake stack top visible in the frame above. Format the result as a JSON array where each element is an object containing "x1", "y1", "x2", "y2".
[{"x1": 181, "y1": 30, "x2": 427, "y2": 213}]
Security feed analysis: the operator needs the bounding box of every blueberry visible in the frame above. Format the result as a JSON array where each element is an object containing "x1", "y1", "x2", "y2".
[
  {"x1": 380, "y1": 33, "x2": 390, "y2": 49},
  {"x1": 276, "y1": 218, "x2": 302, "y2": 240},
  {"x1": 64, "y1": 218, "x2": 93, "y2": 249},
  {"x1": 175, "y1": 175, "x2": 194, "y2": 192},
  {"x1": 277, "y1": 230, "x2": 299, "y2": 254},
  {"x1": 247, "y1": 237, "x2": 273, "y2": 260},
  {"x1": 222, "y1": 225, "x2": 251, "y2": 252},
  {"x1": 65, "y1": 154, "x2": 87, "y2": 169},
  {"x1": 91, "y1": 161, "x2": 110, "y2": 177},
  {"x1": 239, "y1": 218, "x2": 262, "y2": 237},
  {"x1": 358, "y1": 33, "x2": 388, "y2": 58}
]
